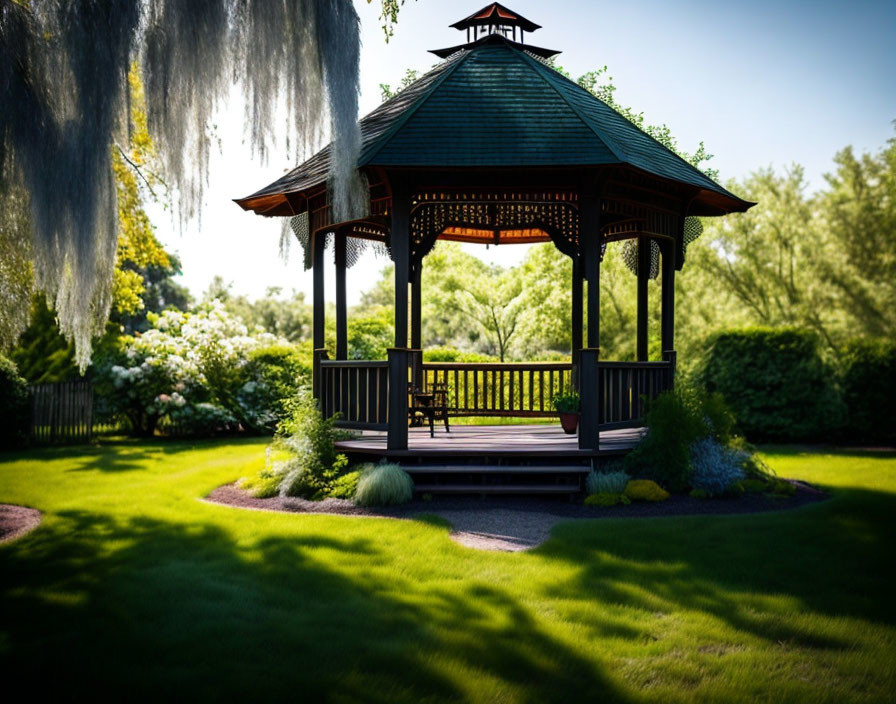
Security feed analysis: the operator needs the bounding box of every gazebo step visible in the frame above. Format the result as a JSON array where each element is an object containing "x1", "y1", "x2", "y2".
[
  {"x1": 404, "y1": 464, "x2": 591, "y2": 474},
  {"x1": 414, "y1": 483, "x2": 580, "y2": 495}
]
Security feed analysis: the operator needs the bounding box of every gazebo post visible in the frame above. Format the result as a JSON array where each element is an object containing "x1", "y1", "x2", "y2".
[
  {"x1": 571, "y1": 254, "x2": 583, "y2": 388},
  {"x1": 411, "y1": 262, "x2": 422, "y2": 350},
  {"x1": 661, "y1": 238, "x2": 676, "y2": 383},
  {"x1": 636, "y1": 235, "x2": 649, "y2": 361},
  {"x1": 335, "y1": 233, "x2": 348, "y2": 360},
  {"x1": 311, "y1": 230, "x2": 326, "y2": 400},
  {"x1": 579, "y1": 185, "x2": 602, "y2": 451},
  {"x1": 388, "y1": 183, "x2": 411, "y2": 451}
]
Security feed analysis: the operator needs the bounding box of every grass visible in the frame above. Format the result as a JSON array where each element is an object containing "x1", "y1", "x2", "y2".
[{"x1": 1, "y1": 439, "x2": 894, "y2": 701}]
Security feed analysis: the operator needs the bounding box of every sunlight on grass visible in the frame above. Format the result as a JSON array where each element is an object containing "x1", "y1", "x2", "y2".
[{"x1": 1, "y1": 440, "x2": 894, "y2": 701}]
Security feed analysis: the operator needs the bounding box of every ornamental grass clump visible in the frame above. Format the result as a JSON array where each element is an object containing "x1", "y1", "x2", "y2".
[
  {"x1": 353, "y1": 463, "x2": 414, "y2": 507},
  {"x1": 586, "y1": 470, "x2": 630, "y2": 495}
]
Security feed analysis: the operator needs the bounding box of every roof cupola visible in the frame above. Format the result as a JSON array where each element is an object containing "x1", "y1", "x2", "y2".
[{"x1": 431, "y1": 3, "x2": 559, "y2": 59}]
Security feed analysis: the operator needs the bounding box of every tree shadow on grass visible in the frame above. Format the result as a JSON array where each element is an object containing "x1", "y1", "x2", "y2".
[
  {"x1": 0, "y1": 436, "x2": 267, "y2": 474},
  {"x1": 538, "y1": 485, "x2": 896, "y2": 655},
  {"x1": 0, "y1": 509, "x2": 631, "y2": 702}
]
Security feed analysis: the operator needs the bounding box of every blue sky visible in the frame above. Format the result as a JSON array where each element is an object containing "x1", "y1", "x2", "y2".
[{"x1": 151, "y1": 0, "x2": 896, "y2": 304}]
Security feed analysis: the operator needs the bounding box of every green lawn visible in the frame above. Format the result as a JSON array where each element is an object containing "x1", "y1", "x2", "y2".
[{"x1": 1, "y1": 440, "x2": 894, "y2": 701}]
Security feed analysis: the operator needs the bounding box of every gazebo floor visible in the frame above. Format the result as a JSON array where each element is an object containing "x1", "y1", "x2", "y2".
[{"x1": 335, "y1": 424, "x2": 646, "y2": 462}]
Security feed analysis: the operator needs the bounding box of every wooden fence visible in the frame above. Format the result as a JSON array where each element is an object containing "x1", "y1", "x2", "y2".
[{"x1": 29, "y1": 381, "x2": 94, "y2": 443}]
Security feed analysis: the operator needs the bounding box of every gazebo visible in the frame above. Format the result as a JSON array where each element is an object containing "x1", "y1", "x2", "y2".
[{"x1": 236, "y1": 4, "x2": 752, "y2": 463}]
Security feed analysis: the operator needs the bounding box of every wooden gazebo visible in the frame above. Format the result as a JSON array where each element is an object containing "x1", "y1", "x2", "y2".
[{"x1": 236, "y1": 4, "x2": 753, "y2": 459}]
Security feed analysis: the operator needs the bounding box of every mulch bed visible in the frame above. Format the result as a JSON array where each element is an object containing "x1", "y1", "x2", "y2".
[
  {"x1": 0, "y1": 504, "x2": 42, "y2": 544},
  {"x1": 206, "y1": 481, "x2": 827, "y2": 552}
]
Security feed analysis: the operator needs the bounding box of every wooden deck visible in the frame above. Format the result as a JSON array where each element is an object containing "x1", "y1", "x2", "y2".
[{"x1": 335, "y1": 424, "x2": 645, "y2": 460}]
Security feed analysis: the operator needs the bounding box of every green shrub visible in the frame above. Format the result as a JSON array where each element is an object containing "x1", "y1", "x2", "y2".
[
  {"x1": 347, "y1": 315, "x2": 393, "y2": 361},
  {"x1": 770, "y1": 479, "x2": 796, "y2": 496},
  {"x1": 838, "y1": 339, "x2": 896, "y2": 444},
  {"x1": 239, "y1": 345, "x2": 311, "y2": 430},
  {"x1": 738, "y1": 478, "x2": 771, "y2": 493},
  {"x1": 328, "y1": 470, "x2": 362, "y2": 499},
  {"x1": 239, "y1": 470, "x2": 281, "y2": 499},
  {"x1": 423, "y1": 347, "x2": 497, "y2": 363},
  {"x1": 624, "y1": 479, "x2": 670, "y2": 502},
  {"x1": 262, "y1": 390, "x2": 351, "y2": 498},
  {"x1": 689, "y1": 489, "x2": 710, "y2": 499},
  {"x1": 584, "y1": 492, "x2": 630, "y2": 507},
  {"x1": 697, "y1": 327, "x2": 842, "y2": 442},
  {"x1": 624, "y1": 384, "x2": 731, "y2": 491},
  {"x1": 354, "y1": 463, "x2": 414, "y2": 507},
  {"x1": 0, "y1": 356, "x2": 29, "y2": 449},
  {"x1": 585, "y1": 470, "x2": 629, "y2": 495}
]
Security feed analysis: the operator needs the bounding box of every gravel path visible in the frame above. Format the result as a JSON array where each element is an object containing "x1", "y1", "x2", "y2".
[
  {"x1": 206, "y1": 482, "x2": 826, "y2": 552},
  {"x1": 0, "y1": 504, "x2": 41, "y2": 544}
]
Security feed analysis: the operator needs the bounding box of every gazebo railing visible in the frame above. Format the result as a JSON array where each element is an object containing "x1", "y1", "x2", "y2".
[
  {"x1": 597, "y1": 360, "x2": 673, "y2": 428},
  {"x1": 419, "y1": 361, "x2": 573, "y2": 417},
  {"x1": 318, "y1": 355, "x2": 390, "y2": 430},
  {"x1": 316, "y1": 351, "x2": 674, "y2": 430}
]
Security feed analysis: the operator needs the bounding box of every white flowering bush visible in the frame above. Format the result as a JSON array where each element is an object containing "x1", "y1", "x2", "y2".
[{"x1": 96, "y1": 301, "x2": 307, "y2": 436}]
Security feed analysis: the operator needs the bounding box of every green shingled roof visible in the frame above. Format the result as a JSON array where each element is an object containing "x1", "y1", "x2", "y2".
[{"x1": 238, "y1": 35, "x2": 748, "y2": 212}]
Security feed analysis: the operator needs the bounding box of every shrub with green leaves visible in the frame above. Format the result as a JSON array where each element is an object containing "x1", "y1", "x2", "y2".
[
  {"x1": 262, "y1": 390, "x2": 351, "y2": 498},
  {"x1": 624, "y1": 480, "x2": 670, "y2": 502},
  {"x1": 697, "y1": 327, "x2": 842, "y2": 442},
  {"x1": 354, "y1": 463, "x2": 414, "y2": 507},
  {"x1": 624, "y1": 384, "x2": 733, "y2": 492},
  {"x1": 584, "y1": 492, "x2": 630, "y2": 507},
  {"x1": 0, "y1": 356, "x2": 29, "y2": 449},
  {"x1": 838, "y1": 339, "x2": 896, "y2": 444},
  {"x1": 238, "y1": 345, "x2": 310, "y2": 430},
  {"x1": 586, "y1": 470, "x2": 629, "y2": 495},
  {"x1": 328, "y1": 470, "x2": 362, "y2": 499}
]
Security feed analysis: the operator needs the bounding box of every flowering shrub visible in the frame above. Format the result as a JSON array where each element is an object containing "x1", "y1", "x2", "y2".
[
  {"x1": 689, "y1": 437, "x2": 747, "y2": 497},
  {"x1": 96, "y1": 301, "x2": 301, "y2": 436}
]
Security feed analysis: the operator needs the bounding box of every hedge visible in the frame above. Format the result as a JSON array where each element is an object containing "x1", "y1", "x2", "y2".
[
  {"x1": 838, "y1": 339, "x2": 896, "y2": 444},
  {"x1": 0, "y1": 356, "x2": 30, "y2": 449},
  {"x1": 697, "y1": 327, "x2": 842, "y2": 442}
]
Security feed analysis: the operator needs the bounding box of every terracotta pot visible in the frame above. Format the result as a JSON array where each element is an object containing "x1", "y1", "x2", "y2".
[{"x1": 558, "y1": 412, "x2": 579, "y2": 435}]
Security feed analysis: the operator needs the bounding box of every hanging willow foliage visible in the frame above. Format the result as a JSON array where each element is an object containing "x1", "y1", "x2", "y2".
[{"x1": 0, "y1": 0, "x2": 363, "y2": 371}]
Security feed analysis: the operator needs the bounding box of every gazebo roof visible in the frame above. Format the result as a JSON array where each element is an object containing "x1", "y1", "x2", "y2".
[{"x1": 236, "y1": 18, "x2": 751, "y2": 218}]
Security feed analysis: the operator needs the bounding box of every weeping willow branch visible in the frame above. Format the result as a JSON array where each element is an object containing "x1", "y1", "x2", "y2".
[{"x1": 0, "y1": 0, "x2": 364, "y2": 371}]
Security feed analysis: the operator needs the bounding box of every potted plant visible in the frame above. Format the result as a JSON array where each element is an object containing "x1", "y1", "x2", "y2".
[{"x1": 552, "y1": 391, "x2": 580, "y2": 434}]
